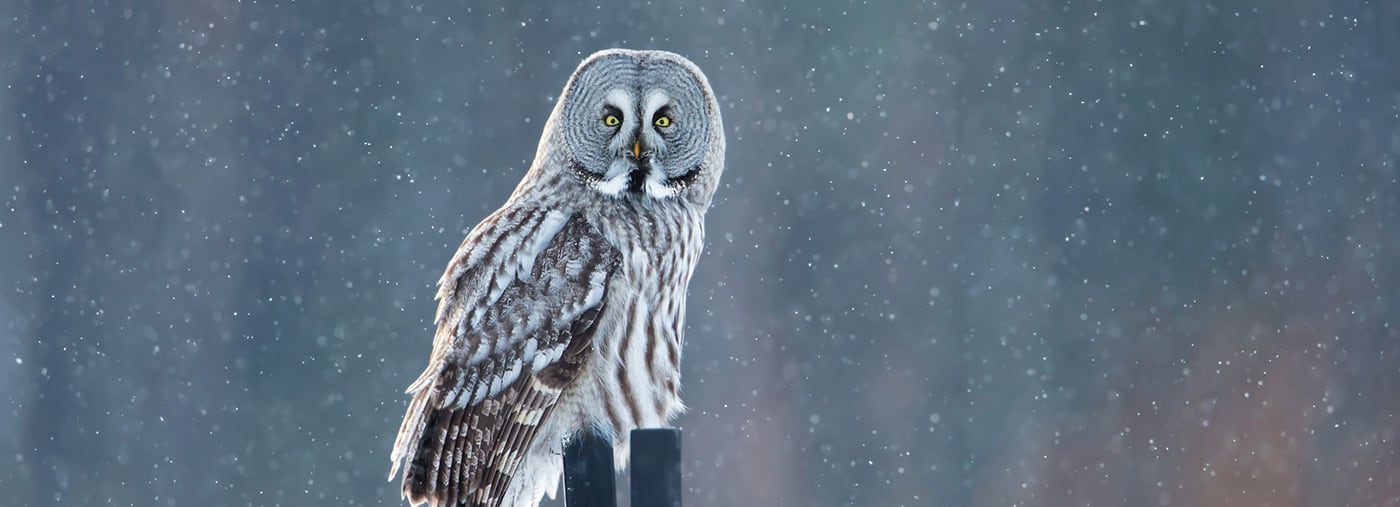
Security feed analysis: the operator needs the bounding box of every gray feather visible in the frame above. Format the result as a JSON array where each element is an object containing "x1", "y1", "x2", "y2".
[{"x1": 390, "y1": 48, "x2": 724, "y2": 507}]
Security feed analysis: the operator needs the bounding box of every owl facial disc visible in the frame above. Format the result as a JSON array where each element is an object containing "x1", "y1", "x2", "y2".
[
  {"x1": 553, "y1": 49, "x2": 722, "y2": 204},
  {"x1": 590, "y1": 122, "x2": 679, "y2": 199}
]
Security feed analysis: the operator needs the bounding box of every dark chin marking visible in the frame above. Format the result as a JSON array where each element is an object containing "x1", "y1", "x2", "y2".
[
  {"x1": 573, "y1": 158, "x2": 700, "y2": 196},
  {"x1": 626, "y1": 160, "x2": 648, "y2": 194}
]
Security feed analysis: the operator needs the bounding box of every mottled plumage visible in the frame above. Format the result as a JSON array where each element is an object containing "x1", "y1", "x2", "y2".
[{"x1": 389, "y1": 49, "x2": 725, "y2": 507}]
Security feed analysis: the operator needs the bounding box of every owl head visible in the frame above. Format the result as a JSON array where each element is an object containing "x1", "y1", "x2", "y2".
[{"x1": 532, "y1": 49, "x2": 725, "y2": 207}]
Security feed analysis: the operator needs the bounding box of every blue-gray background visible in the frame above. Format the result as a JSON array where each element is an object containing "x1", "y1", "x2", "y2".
[{"x1": 2, "y1": 1, "x2": 1398, "y2": 506}]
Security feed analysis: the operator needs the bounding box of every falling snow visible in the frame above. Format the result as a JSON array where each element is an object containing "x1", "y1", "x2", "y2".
[{"x1": 1, "y1": 2, "x2": 1398, "y2": 507}]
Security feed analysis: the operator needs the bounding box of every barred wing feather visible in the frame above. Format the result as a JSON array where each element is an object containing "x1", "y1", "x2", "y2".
[{"x1": 390, "y1": 209, "x2": 619, "y2": 507}]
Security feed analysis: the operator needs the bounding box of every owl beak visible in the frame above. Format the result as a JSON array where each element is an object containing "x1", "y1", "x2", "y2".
[{"x1": 631, "y1": 140, "x2": 641, "y2": 159}]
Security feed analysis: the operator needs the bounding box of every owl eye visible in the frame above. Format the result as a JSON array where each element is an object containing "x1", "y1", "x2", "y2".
[
  {"x1": 603, "y1": 114, "x2": 621, "y2": 127},
  {"x1": 653, "y1": 115, "x2": 672, "y2": 128}
]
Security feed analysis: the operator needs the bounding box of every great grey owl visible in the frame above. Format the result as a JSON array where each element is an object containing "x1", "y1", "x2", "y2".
[{"x1": 388, "y1": 49, "x2": 725, "y2": 507}]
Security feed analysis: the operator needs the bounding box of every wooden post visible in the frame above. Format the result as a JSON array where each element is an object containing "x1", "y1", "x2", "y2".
[
  {"x1": 630, "y1": 428, "x2": 682, "y2": 507},
  {"x1": 563, "y1": 428, "x2": 683, "y2": 507},
  {"x1": 563, "y1": 431, "x2": 616, "y2": 507}
]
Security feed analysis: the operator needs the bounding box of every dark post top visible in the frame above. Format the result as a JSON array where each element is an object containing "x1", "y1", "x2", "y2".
[
  {"x1": 564, "y1": 428, "x2": 682, "y2": 507},
  {"x1": 563, "y1": 431, "x2": 617, "y2": 507},
  {"x1": 630, "y1": 428, "x2": 682, "y2": 507}
]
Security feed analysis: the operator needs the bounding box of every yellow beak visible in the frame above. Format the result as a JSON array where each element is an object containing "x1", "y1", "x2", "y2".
[{"x1": 631, "y1": 140, "x2": 641, "y2": 159}]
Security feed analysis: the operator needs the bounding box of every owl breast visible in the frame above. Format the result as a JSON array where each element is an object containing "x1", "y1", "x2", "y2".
[{"x1": 558, "y1": 204, "x2": 703, "y2": 458}]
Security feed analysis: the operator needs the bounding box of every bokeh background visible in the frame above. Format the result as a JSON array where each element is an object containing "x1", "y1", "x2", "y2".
[{"x1": 3, "y1": 1, "x2": 1399, "y2": 505}]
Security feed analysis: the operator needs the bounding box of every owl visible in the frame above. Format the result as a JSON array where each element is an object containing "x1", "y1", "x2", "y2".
[{"x1": 388, "y1": 49, "x2": 725, "y2": 507}]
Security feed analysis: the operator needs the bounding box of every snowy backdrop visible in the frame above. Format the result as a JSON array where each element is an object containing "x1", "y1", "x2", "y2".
[{"x1": 2, "y1": 1, "x2": 1398, "y2": 505}]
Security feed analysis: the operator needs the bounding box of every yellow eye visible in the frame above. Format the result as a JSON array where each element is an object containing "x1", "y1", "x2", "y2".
[
  {"x1": 604, "y1": 114, "x2": 621, "y2": 127},
  {"x1": 654, "y1": 115, "x2": 672, "y2": 128}
]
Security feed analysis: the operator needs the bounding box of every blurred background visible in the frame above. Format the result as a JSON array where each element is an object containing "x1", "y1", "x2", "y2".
[{"x1": 2, "y1": 1, "x2": 1398, "y2": 505}]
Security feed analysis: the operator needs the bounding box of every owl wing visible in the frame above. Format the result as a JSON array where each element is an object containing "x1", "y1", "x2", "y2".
[{"x1": 390, "y1": 207, "x2": 620, "y2": 507}]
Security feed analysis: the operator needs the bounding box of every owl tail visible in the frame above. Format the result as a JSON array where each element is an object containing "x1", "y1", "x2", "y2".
[
  {"x1": 392, "y1": 392, "x2": 480, "y2": 507},
  {"x1": 390, "y1": 373, "x2": 564, "y2": 507},
  {"x1": 388, "y1": 387, "x2": 433, "y2": 499}
]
